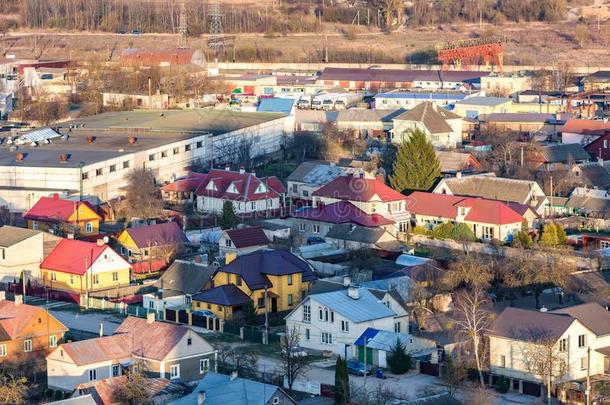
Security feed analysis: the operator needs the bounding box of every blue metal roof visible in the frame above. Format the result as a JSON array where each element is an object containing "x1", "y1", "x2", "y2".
[
  {"x1": 257, "y1": 98, "x2": 295, "y2": 115},
  {"x1": 354, "y1": 328, "x2": 410, "y2": 351},
  {"x1": 455, "y1": 96, "x2": 510, "y2": 106},
  {"x1": 311, "y1": 287, "x2": 396, "y2": 323},
  {"x1": 374, "y1": 92, "x2": 468, "y2": 100},
  {"x1": 169, "y1": 372, "x2": 285, "y2": 405},
  {"x1": 395, "y1": 254, "x2": 430, "y2": 267}
]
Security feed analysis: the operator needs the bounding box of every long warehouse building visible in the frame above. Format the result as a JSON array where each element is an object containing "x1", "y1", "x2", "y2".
[{"x1": 0, "y1": 109, "x2": 293, "y2": 212}]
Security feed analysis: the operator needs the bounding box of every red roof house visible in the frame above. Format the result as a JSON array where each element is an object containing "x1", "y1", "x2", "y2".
[
  {"x1": 313, "y1": 175, "x2": 407, "y2": 202},
  {"x1": 292, "y1": 201, "x2": 394, "y2": 227},
  {"x1": 405, "y1": 191, "x2": 525, "y2": 242},
  {"x1": 193, "y1": 168, "x2": 286, "y2": 216},
  {"x1": 219, "y1": 226, "x2": 270, "y2": 257},
  {"x1": 24, "y1": 194, "x2": 102, "y2": 236}
]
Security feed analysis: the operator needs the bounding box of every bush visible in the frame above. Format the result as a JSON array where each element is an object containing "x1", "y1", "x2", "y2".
[
  {"x1": 412, "y1": 225, "x2": 430, "y2": 235},
  {"x1": 450, "y1": 223, "x2": 476, "y2": 242},
  {"x1": 431, "y1": 222, "x2": 454, "y2": 239},
  {"x1": 495, "y1": 376, "x2": 509, "y2": 393},
  {"x1": 386, "y1": 338, "x2": 411, "y2": 374}
]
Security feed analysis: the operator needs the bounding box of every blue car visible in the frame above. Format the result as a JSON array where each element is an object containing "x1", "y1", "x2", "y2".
[{"x1": 347, "y1": 359, "x2": 372, "y2": 376}]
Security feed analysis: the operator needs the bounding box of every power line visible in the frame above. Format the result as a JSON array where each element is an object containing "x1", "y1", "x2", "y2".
[
  {"x1": 177, "y1": 2, "x2": 188, "y2": 49},
  {"x1": 208, "y1": 0, "x2": 225, "y2": 51}
]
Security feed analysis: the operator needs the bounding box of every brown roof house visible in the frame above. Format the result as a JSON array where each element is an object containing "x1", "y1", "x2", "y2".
[
  {"x1": 489, "y1": 303, "x2": 610, "y2": 395},
  {"x1": 46, "y1": 314, "x2": 217, "y2": 392},
  {"x1": 218, "y1": 226, "x2": 270, "y2": 258},
  {"x1": 0, "y1": 293, "x2": 68, "y2": 373},
  {"x1": 73, "y1": 376, "x2": 187, "y2": 405},
  {"x1": 391, "y1": 101, "x2": 463, "y2": 148}
]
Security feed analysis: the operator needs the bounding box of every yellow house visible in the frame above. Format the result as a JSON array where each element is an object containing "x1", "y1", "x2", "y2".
[
  {"x1": 24, "y1": 194, "x2": 101, "y2": 236},
  {"x1": 115, "y1": 222, "x2": 188, "y2": 267},
  {"x1": 192, "y1": 250, "x2": 317, "y2": 320},
  {"x1": 40, "y1": 238, "x2": 131, "y2": 303}
]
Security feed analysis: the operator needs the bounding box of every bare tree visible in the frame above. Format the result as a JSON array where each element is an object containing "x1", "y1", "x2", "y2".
[
  {"x1": 517, "y1": 327, "x2": 568, "y2": 405},
  {"x1": 125, "y1": 168, "x2": 164, "y2": 220},
  {"x1": 216, "y1": 344, "x2": 259, "y2": 379},
  {"x1": 0, "y1": 371, "x2": 27, "y2": 405},
  {"x1": 448, "y1": 253, "x2": 493, "y2": 290},
  {"x1": 453, "y1": 286, "x2": 492, "y2": 387},
  {"x1": 112, "y1": 362, "x2": 151, "y2": 405},
  {"x1": 213, "y1": 134, "x2": 255, "y2": 169},
  {"x1": 279, "y1": 325, "x2": 309, "y2": 394}
]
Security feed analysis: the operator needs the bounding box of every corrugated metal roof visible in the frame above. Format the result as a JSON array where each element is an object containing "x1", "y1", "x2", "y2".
[
  {"x1": 455, "y1": 96, "x2": 510, "y2": 106},
  {"x1": 310, "y1": 287, "x2": 396, "y2": 323},
  {"x1": 16, "y1": 128, "x2": 62, "y2": 144},
  {"x1": 257, "y1": 98, "x2": 295, "y2": 115},
  {"x1": 375, "y1": 92, "x2": 468, "y2": 100}
]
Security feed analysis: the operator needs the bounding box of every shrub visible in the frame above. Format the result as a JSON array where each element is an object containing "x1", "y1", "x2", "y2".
[
  {"x1": 431, "y1": 222, "x2": 454, "y2": 239},
  {"x1": 495, "y1": 376, "x2": 509, "y2": 393},
  {"x1": 450, "y1": 223, "x2": 476, "y2": 242},
  {"x1": 412, "y1": 225, "x2": 430, "y2": 235},
  {"x1": 386, "y1": 338, "x2": 412, "y2": 374}
]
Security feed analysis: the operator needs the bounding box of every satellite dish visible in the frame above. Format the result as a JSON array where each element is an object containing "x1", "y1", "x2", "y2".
[{"x1": 103, "y1": 236, "x2": 109, "y2": 244}]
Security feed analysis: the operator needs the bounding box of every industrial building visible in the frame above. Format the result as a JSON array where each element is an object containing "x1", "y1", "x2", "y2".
[{"x1": 0, "y1": 109, "x2": 293, "y2": 212}]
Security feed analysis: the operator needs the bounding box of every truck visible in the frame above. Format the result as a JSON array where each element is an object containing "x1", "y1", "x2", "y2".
[
  {"x1": 334, "y1": 93, "x2": 364, "y2": 110},
  {"x1": 321, "y1": 96, "x2": 337, "y2": 111},
  {"x1": 297, "y1": 95, "x2": 312, "y2": 109},
  {"x1": 311, "y1": 94, "x2": 325, "y2": 110}
]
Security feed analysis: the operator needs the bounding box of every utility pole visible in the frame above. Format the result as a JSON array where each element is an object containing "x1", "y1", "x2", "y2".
[
  {"x1": 586, "y1": 346, "x2": 591, "y2": 405},
  {"x1": 264, "y1": 286, "x2": 269, "y2": 345},
  {"x1": 208, "y1": 0, "x2": 226, "y2": 51}
]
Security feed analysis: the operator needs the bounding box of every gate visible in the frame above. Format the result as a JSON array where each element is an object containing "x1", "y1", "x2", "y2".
[
  {"x1": 420, "y1": 361, "x2": 440, "y2": 377},
  {"x1": 177, "y1": 310, "x2": 189, "y2": 324},
  {"x1": 320, "y1": 384, "x2": 334, "y2": 398},
  {"x1": 165, "y1": 309, "x2": 176, "y2": 322},
  {"x1": 192, "y1": 313, "x2": 206, "y2": 328},
  {"x1": 522, "y1": 381, "x2": 541, "y2": 397}
]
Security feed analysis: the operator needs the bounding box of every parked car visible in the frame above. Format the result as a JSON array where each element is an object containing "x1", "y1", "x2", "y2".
[
  {"x1": 347, "y1": 359, "x2": 372, "y2": 376},
  {"x1": 282, "y1": 346, "x2": 308, "y2": 358},
  {"x1": 131, "y1": 29, "x2": 142, "y2": 35}
]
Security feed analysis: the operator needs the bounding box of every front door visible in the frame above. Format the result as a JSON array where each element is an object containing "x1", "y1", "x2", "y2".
[
  {"x1": 271, "y1": 298, "x2": 277, "y2": 313},
  {"x1": 605, "y1": 356, "x2": 610, "y2": 374}
]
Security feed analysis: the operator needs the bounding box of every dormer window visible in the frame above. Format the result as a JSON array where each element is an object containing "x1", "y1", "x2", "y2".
[
  {"x1": 206, "y1": 182, "x2": 217, "y2": 191},
  {"x1": 255, "y1": 183, "x2": 267, "y2": 193},
  {"x1": 227, "y1": 182, "x2": 238, "y2": 193}
]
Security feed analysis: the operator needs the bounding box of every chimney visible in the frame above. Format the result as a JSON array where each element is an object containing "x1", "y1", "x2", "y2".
[
  {"x1": 347, "y1": 285, "x2": 359, "y2": 300},
  {"x1": 128, "y1": 137, "x2": 137, "y2": 144},
  {"x1": 0, "y1": 291, "x2": 5, "y2": 301},
  {"x1": 146, "y1": 311, "x2": 156, "y2": 324},
  {"x1": 540, "y1": 306, "x2": 548, "y2": 312},
  {"x1": 225, "y1": 164, "x2": 230, "y2": 171},
  {"x1": 59, "y1": 153, "x2": 70, "y2": 162},
  {"x1": 99, "y1": 322, "x2": 104, "y2": 337},
  {"x1": 239, "y1": 166, "x2": 245, "y2": 174},
  {"x1": 14, "y1": 294, "x2": 23, "y2": 306},
  {"x1": 197, "y1": 391, "x2": 206, "y2": 405},
  {"x1": 53, "y1": 193, "x2": 59, "y2": 200},
  {"x1": 86, "y1": 136, "x2": 96, "y2": 144},
  {"x1": 343, "y1": 275, "x2": 352, "y2": 287},
  {"x1": 456, "y1": 171, "x2": 462, "y2": 180},
  {"x1": 230, "y1": 370, "x2": 238, "y2": 381},
  {"x1": 96, "y1": 239, "x2": 105, "y2": 247}
]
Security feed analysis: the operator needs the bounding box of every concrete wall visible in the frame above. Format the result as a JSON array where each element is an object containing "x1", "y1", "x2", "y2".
[{"x1": 0, "y1": 232, "x2": 44, "y2": 283}]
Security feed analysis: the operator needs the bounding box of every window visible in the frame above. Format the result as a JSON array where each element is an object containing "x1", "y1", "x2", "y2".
[
  {"x1": 187, "y1": 338, "x2": 192, "y2": 346},
  {"x1": 482, "y1": 226, "x2": 494, "y2": 240},
  {"x1": 225, "y1": 239, "x2": 232, "y2": 247},
  {"x1": 88, "y1": 369, "x2": 97, "y2": 381},
  {"x1": 321, "y1": 332, "x2": 333, "y2": 344},
  {"x1": 330, "y1": 311, "x2": 334, "y2": 323},
  {"x1": 173, "y1": 147, "x2": 180, "y2": 155},
  {"x1": 82, "y1": 172, "x2": 89, "y2": 180},
  {"x1": 93, "y1": 274, "x2": 99, "y2": 284},
  {"x1": 123, "y1": 161, "x2": 130, "y2": 169},
  {"x1": 559, "y1": 338, "x2": 567, "y2": 352},
  {"x1": 112, "y1": 364, "x2": 120, "y2": 377},
  {"x1": 149, "y1": 300, "x2": 155, "y2": 309},
  {"x1": 200, "y1": 359, "x2": 210, "y2": 374},
  {"x1": 258, "y1": 297, "x2": 265, "y2": 308},
  {"x1": 207, "y1": 304, "x2": 212, "y2": 309},
  {"x1": 50, "y1": 272, "x2": 56, "y2": 281},
  {"x1": 499, "y1": 355, "x2": 506, "y2": 368},
  {"x1": 96, "y1": 168, "x2": 103, "y2": 176},
  {"x1": 292, "y1": 184, "x2": 298, "y2": 193},
  {"x1": 23, "y1": 339, "x2": 32, "y2": 352},
  {"x1": 324, "y1": 308, "x2": 329, "y2": 322},
  {"x1": 273, "y1": 397, "x2": 280, "y2": 405},
  {"x1": 148, "y1": 154, "x2": 155, "y2": 161},
  {"x1": 109, "y1": 164, "x2": 116, "y2": 173},
  {"x1": 49, "y1": 335, "x2": 57, "y2": 347},
  {"x1": 302, "y1": 190, "x2": 309, "y2": 197},
  {"x1": 185, "y1": 144, "x2": 191, "y2": 152},
  {"x1": 196, "y1": 141, "x2": 203, "y2": 149},
  {"x1": 236, "y1": 275, "x2": 242, "y2": 286},
  {"x1": 112, "y1": 272, "x2": 118, "y2": 282},
  {"x1": 170, "y1": 364, "x2": 180, "y2": 379},
  {"x1": 303, "y1": 305, "x2": 311, "y2": 322},
  {"x1": 394, "y1": 322, "x2": 401, "y2": 333},
  {"x1": 299, "y1": 223, "x2": 306, "y2": 232},
  {"x1": 581, "y1": 356, "x2": 588, "y2": 371},
  {"x1": 251, "y1": 202, "x2": 256, "y2": 210},
  {"x1": 288, "y1": 294, "x2": 293, "y2": 306},
  {"x1": 319, "y1": 307, "x2": 323, "y2": 320},
  {"x1": 305, "y1": 328, "x2": 310, "y2": 340},
  {"x1": 605, "y1": 139, "x2": 609, "y2": 148},
  {"x1": 287, "y1": 274, "x2": 293, "y2": 286},
  {"x1": 85, "y1": 222, "x2": 93, "y2": 233},
  {"x1": 0, "y1": 344, "x2": 6, "y2": 357},
  {"x1": 69, "y1": 275, "x2": 74, "y2": 284},
  {"x1": 340, "y1": 320, "x2": 349, "y2": 332},
  {"x1": 161, "y1": 150, "x2": 168, "y2": 158},
  {"x1": 313, "y1": 224, "x2": 320, "y2": 234},
  {"x1": 578, "y1": 334, "x2": 586, "y2": 348}
]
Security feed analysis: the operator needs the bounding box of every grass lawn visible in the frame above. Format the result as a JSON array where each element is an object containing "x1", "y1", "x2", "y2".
[{"x1": 256, "y1": 160, "x2": 300, "y2": 183}]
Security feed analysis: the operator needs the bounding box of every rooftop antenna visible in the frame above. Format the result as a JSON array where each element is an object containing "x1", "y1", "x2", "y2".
[
  {"x1": 208, "y1": 0, "x2": 225, "y2": 51},
  {"x1": 177, "y1": 2, "x2": 188, "y2": 49}
]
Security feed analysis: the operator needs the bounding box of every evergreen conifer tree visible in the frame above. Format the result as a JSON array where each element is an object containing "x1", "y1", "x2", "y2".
[
  {"x1": 389, "y1": 129, "x2": 440, "y2": 192},
  {"x1": 386, "y1": 338, "x2": 412, "y2": 374},
  {"x1": 220, "y1": 200, "x2": 239, "y2": 230},
  {"x1": 334, "y1": 356, "x2": 350, "y2": 404}
]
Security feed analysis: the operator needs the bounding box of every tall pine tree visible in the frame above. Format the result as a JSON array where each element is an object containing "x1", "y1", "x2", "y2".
[
  {"x1": 220, "y1": 200, "x2": 239, "y2": 230},
  {"x1": 389, "y1": 129, "x2": 441, "y2": 192},
  {"x1": 334, "y1": 356, "x2": 349, "y2": 404}
]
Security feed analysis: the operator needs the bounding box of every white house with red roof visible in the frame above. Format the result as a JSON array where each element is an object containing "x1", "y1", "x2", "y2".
[
  {"x1": 218, "y1": 226, "x2": 270, "y2": 257},
  {"x1": 405, "y1": 191, "x2": 525, "y2": 242},
  {"x1": 194, "y1": 167, "x2": 286, "y2": 215},
  {"x1": 561, "y1": 119, "x2": 610, "y2": 146},
  {"x1": 312, "y1": 174, "x2": 410, "y2": 234}
]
